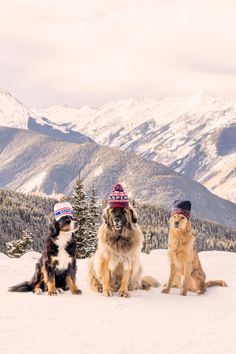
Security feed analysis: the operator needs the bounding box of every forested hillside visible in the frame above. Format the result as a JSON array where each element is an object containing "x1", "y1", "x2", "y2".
[
  {"x1": 0, "y1": 188, "x2": 235, "y2": 254},
  {"x1": 0, "y1": 189, "x2": 57, "y2": 253}
]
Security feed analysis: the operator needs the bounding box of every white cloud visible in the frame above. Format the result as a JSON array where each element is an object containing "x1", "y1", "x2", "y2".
[{"x1": 0, "y1": 0, "x2": 236, "y2": 108}]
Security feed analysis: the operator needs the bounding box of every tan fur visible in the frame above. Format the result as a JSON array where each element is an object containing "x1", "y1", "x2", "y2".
[
  {"x1": 66, "y1": 275, "x2": 82, "y2": 295},
  {"x1": 34, "y1": 282, "x2": 43, "y2": 295},
  {"x1": 162, "y1": 214, "x2": 228, "y2": 296},
  {"x1": 88, "y1": 207, "x2": 159, "y2": 297},
  {"x1": 47, "y1": 281, "x2": 57, "y2": 296}
]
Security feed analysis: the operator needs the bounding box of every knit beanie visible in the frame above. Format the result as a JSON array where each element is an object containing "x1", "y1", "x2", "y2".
[
  {"x1": 109, "y1": 183, "x2": 129, "y2": 209},
  {"x1": 54, "y1": 202, "x2": 74, "y2": 221},
  {"x1": 170, "y1": 200, "x2": 191, "y2": 219}
]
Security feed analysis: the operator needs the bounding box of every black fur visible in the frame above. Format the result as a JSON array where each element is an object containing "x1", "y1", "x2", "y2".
[{"x1": 9, "y1": 216, "x2": 80, "y2": 294}]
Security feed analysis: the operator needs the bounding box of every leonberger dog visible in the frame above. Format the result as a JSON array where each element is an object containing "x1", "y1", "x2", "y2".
[
  {"x1": 161, "y1": 213, "x2": 228, "y2": 296},
  {"x1": 88, "y1": 206, "x2": 159, "y2": 297}
]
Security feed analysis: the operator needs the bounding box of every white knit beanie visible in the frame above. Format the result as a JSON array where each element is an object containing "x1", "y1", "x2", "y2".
[{"x1": 54, "y1": 202, "x2": 73, "y2": 221}]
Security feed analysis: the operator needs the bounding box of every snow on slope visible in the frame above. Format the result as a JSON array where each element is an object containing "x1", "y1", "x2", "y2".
[
  {"x1": 43, "y1": 91, "x2": 236, "y2": 202},
  {"x1": 0, "y1": 89, "x2": 31, "y2": 129},
  {"x1": 0, "y1": 88, "x2": 71, "y2": 131},
  {"x1": 1, "y1": 88, "x2": 235, "y2": 202},
  {"x1": 0, "y1": 89, "x2": 94, "y2": 144},
  {"x1": 43, "y1": 91, "x2": 235, "y2": 144},
  {"x1": 0, "y1": 250, "x2": 235, "y2": 354}
]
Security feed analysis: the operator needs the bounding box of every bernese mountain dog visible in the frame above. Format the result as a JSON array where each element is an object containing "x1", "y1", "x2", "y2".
[{"x1": 9, "y1": 214, "x2": 82, "y2": 295}]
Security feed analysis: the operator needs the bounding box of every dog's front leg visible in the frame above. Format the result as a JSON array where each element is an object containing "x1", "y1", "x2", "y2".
[
  {"x1": 101, "y1": 258, "x2": 112, "y2": 297},
  {"x1": 45, "y1": 265, "x2": 57, "y2": 296},
  {"x1": 66, "y1": 264, "x2": 82, "y2": 295},
  {"x1": 119, "y1": 269, "x2": 131, "y2": 298},
  {"x1": 66, "y1": 275, "x2": 82, "y2": 295},
  {"x1": 180, "y1": 262, "x2": 192, "y2": 296},
  {"x1": 161, "y1": 262, "x2": 177, "y2": 294}
]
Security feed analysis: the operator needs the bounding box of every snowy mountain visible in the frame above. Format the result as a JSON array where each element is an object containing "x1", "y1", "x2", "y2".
[
  {"x1": 0, "y1": 89, "x2": 94, "y2": 144},
  {"x1": 0, "y1": 89, "x2": 30, "y2": 129},
  {"x1": 1, "y1": 126, "x2": 236, "y2": 228},
  {"x1": 1, "y1": 250, "x2": 235, "y2": 354},
  {"x1": 43, "y1": 91, "x2": 236, "y2": 203},
  {"x1": 1, "y1": 88, "x2": 235, "y2": 203}
]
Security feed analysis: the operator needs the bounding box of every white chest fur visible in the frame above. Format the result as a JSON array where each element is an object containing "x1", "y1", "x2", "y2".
[{"x1": 54, "y1": 231, "x2": 73, "y2": 271}]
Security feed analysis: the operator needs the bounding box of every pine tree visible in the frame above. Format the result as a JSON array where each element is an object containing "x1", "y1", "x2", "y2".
[
  {"x1": 86, "y1": 187, "x2": 99, "y2": 257},
  {"x1": 6, "y1": 230, "x2": 33, "y2": 258},
  {"x1": 72, "y1": 180, "x2": 100, "y2": 259},
  {"x1": 72, "y1": 178, "x2": 89, "y2": 259}
]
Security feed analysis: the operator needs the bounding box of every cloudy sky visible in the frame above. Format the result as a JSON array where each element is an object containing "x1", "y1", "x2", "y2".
[{"x1": 1, "y1": 0, "x2": 236, "y2": 108}]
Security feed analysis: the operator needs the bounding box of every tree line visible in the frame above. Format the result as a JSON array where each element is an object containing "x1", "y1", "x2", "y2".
[{"x1": 1, "y1": 185, "x2": 236, "y2": 258}]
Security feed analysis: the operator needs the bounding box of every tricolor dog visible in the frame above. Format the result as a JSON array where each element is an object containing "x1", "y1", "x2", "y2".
[{"x1": 9, "y1": 202, "x2": 82, "y2": 296}]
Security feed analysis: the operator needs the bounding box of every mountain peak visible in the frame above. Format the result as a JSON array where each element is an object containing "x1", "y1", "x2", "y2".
[{"x1": 190, "y1": 90, "x2": 213, "y2": 102}]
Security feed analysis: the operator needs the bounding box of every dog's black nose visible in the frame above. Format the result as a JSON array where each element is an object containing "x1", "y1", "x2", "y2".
[
  {"x1": 114, "y1": 217, "x2": 120, "y2": 223},
  {"x1": 174, "y1": 221, "x2": 179, "y2": 227}
]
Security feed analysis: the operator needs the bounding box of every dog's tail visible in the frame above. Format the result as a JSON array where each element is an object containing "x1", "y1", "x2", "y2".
[
  {"x1": 8, "y1": 280, "x2": 36, "y2": 292},
  {"x1": 9, "y1": 260, "x2": 42, "y2": 293},
  {"x1": 205, "y1": 280, "x2": 228, "y2": 288},
  {"x1": 141, "y1": 276, "x2": 160, "y2": 290}
]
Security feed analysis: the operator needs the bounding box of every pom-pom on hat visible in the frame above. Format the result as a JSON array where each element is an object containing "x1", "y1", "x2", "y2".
[
  {"x1": 170, "y1": 200, "x2": 191, "y2": 219},
  {"x1": 54, "y1": 202, "x2": 73, "y2": 221},
  {"x1": 109, "y1": 183, "x2": 129, "y2": 209}
]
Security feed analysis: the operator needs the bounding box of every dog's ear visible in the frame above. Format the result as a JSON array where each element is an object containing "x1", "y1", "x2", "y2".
[
  {"x1": 102, "y1": 207, "x2": 109, "y2": 224},
  {"x1": 50, "y1": 220, "x2": 60, "y2": 237},
  {"x1": 186, "y1": 220, "x2": 192, "y2": 232},
  {"x1": 129, "y1": 207, "x2": 137, "y2": 223}
]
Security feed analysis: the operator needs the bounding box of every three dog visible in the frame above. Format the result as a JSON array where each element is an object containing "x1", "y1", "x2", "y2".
[{"x1": 9, "y1": 189, "x2": 228, "y2": 297}]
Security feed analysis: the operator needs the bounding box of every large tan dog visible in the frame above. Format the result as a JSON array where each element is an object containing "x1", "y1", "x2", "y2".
[
  {"x1": 88, "y1": 207, "x2": 159, "y2": 297},
  {"x1": 162, "y1": 213, "x2": 228, "y2": 296}
]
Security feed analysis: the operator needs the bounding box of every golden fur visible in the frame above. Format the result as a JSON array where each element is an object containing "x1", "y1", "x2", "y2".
[
  {"x1": 162, "y1": 214, "x2": 228, "y2": 295},
  {"x1": 88, "y1": 207, "x2": 159, "y2": 297}
]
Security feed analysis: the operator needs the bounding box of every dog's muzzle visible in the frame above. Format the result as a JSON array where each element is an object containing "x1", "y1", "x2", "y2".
[
  {"x1": 174, "y1": 221, "x2": 179, "y2": 228},
  {"x1": 113, "y1": 218, "x2": 123, "y2": 230}
]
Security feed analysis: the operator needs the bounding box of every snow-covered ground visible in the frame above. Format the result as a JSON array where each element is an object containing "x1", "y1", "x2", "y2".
[{"x1": 1, "y1": 250, "x2": 235, "y2": 354}]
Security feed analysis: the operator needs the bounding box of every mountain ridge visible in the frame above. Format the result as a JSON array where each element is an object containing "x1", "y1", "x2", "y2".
[
  {"x1": 0, "y1": 88, "x2": 235, "y2": 203},
  {"x1": 0, "y1": 89, "x2": 95, "y2": 145},
  {"x1": 42, "y1": 91, "x2": 236, "y2": 203},
  {"x1": 0, "y1": 126, "x2": 236, "y2": 228}
]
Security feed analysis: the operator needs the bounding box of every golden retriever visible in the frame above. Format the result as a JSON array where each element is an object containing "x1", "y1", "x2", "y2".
[
  {"x1": 88, "y1": 207, "x2": 159, "y2": 297},
  {"x1": 162, "y1": 213, "x2": 228, "y2": 295}
]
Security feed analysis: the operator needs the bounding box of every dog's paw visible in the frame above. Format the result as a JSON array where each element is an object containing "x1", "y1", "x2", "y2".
[
  {"x1": 97, "y1": 285, "x2": 103, "y2": 293},
  {"x1": 196, "y1": 289, "x2": 205, "y2": 295},
  {"x1": 180, "y1": 289, "x2": 187, "y2": 296},
  {"x1": 48, "y1": 290, "x2": 58, "y2": 296},
  {"x1": 102, "y1": 289, "x2": 113, "y2": 297},
  {"x1": 94, "y1": 284, "x2": 103, "y2": 293},
  {"x1": 71, "y1": 288, "x2": 82, "y2": 295},
  {"x1": 57, "y1": 288, "x2": 64, "y2": 294},
  {"x1": 161, "y1": 287, "x2": 169, "y2": 294},
  {"x1": 119, "y1": 290, "x2": 130, "y2": 298},
  {"x1": 34, "y1": 288, "x2": 42, "y2": 295}
]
